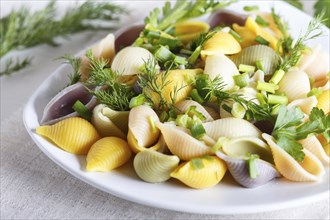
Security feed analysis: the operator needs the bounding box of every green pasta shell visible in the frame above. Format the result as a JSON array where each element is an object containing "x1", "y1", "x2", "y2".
[{"x1": 133, "y1": 150, "x2": 180, "y2": 183}]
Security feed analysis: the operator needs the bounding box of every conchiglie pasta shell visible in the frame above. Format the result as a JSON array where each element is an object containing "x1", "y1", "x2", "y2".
[
  {"x1": 287, "y1": 96, "x2": 318, "y2": 115},
  {"x1": 36, "y1": 117, "x2": 100, "y2": 155},
  {"x1": 262, "y1": 133, "x2": 325, "y2": 182},
  {"x1": 317, "y1": 134, "x2": 330, "y2": 156},
  {"x1": 174, "y1": 100, "x2": 214, "y2": 122},
  {"x1": 299, "y1": 135, "x2": 329, "y2": 165},
  {"x1": 156, "y1": 122, "x2": 212, "y2": 160},
  {"x1": 175, "y1": 20, "x2": 210, "y2": 42},
  {"x1": 80, "y1": 33, "x2": 116, "y2": 81},
  {"x1": 203, "y1": 54, "x2": 239, "y2": 90},
  {"x1": 298, "y1": 44, "x2": 330, "y2": 82},
  {"x1": 111, "y1": 46, "x2": 155, "y2": 75},
  {"x1": 144, "y1": 69, "x2": 202, "y2": 107},
  {"x1": 203, "y1": 118, "x2": 262, "y2": 140},
  {"x1": 133, "y1": 150, "x2": 180, "y2": 183},
  {"x1": 91, "y1": 104, "x2": 127, "y2": 139},
  {"x1": 170, "y1": 156, "x2": 227, "y2": 189},
  {"x1": 86, "y1": 137, "x2": 131, "y2": 172},
  {"x1": 201, "y1": 32, "x2": 241, "y2": 58},
  {"x1": 127, "y1": 105, "x2": 160, "y2": 153},
  {"x1": 278, "y1": 69, "x2": 310, "y2": 102},
  {"x1": 216, "y1": 150, "x2": 280, "y2": 188},
  {"x1": 316, "y1": 90, "x2": 330, "y2": 114}
]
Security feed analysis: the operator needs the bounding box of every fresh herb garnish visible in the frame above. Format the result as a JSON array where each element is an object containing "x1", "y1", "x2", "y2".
[
  {"x1": 272, "y1": 106, "x2": 330, "y2": 162},
  {"x1": 59, "y1": 54, "x2": 82, "y2": 86},
  {"x1": 84, "y1": 50, "x2": 134, "y2": 111},
  {"x1": 0, "y1": 0, "x2": 125, "y2": 75}
]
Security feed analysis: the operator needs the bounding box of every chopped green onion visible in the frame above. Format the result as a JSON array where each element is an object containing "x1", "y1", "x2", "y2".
[
  {"x1": 147, "y1": 30, "x2": 161, "y2": 39},
  {"x1": 154, "y1": 45, "x2": 173, "y2": 63},
  {"x1": 148, "y1": 116, "x2": 157, "y2": 133},
  {"x1": 229, "y1": 29, "x2": 243, "y2": 42},
  {"x1": 191, "y1": 158, "x2": 204, "y2": 170},
  {"x1": 176, "y1": 114, "x2": 191, "y2": 128},
  {"x1": 267, "y1": 94, "x2": 288, "y2": 105},
  {"x1": 246, "y1": 153, "x2": 260, "y2": 179},
  {"x1": 243, "y1": 5, "x2": 259, "y2": 12},
  {"x1": 271, "y1": 104, "x2": 281, "y2": 115},
  {"x1": 72, "y1": 100, "x2": 92, "y2": 121},
  {"x1": 255, "y1": 15, "x2": 269, "y2": 27},
  {"x1": 255, "y1": 60, "x2": 264, "y2": 71},
  {"x1": 129, "y1": 94, "x2": 145, "y2": 108},
  {"x1": 173, "y1": 55, "x2": 187, "y2": 65},
  {"x1": 190, "y1": 123, "x2": 206, "y2": 140},
  {"x1": 256, "y1": 92, "x2": 267, "y2": 106},
  {"x1": 188, "y1": 45, "x2": 201, "y2": 65},
  {"x1": 190, "y1": 89, "x2": 205, "y2": 104},
  {"x1": 233, "y1": 73, "x2": 249, "y2": 88},
  {"x1": 239, "y1": 64, "x2": 255, "y2": 73},
  {"x1": 180, "y1": 49, "x2": 193, "y2": 55},
  {"x1": 269, "y1": 69, "x2": 285, "y2": 84},
  {"x1": 255, "y1": 35, "x2": 270, "y2": 46},
  {"x1": 159, "y1": 111, "x2": 169, "y2": 122},
  {"x1": 186, "y1": 105, "x2": 206, "y2": 121},
  {"x1": 158, "y1": 36, "x2": 180, "y2": 51},
  {"x1": 307, "y1": 88, "x2": 323, "y2": 97},
  {"x1": 257, "y1": 81, "x2": 279, "y2": 93},
  {"x1": 231, "y1": 102, "x2": 246, "y2": 119}
]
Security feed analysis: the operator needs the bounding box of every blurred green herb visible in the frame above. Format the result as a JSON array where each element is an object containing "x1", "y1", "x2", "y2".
[
  {"x1": 284, "y1": 0, "x2": 304, "y2": 10},
  {"x1": 314, "y1": 0, "x2": 330, "y2": 28},
  {"x1": 0, "y1": 0, "x2": 125, "y2": 76}
]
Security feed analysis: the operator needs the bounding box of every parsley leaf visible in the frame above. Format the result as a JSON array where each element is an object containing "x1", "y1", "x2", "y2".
[{"x1": 272, "y1": 106, "x2": 330, "y2": 162}]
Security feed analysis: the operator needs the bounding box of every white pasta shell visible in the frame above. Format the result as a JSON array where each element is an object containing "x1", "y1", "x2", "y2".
[
  {"x1": 203, "y1": 118, "x2": 262, "y2": 140},
  {"x1": 299, "y1": 135, "x2": 329, "y2": 166},
  {"x1": 174, "y1": 100, "x2": 215, "y2": 122},
  {"x1": 128, "y1": 105, "x2": 160, "y2": 152},
  {"x1": 298, "y1": 44, "x2": 330, "y2": 82},
  {"x1": 111, "y1": 46, "x2": 155, "y2": 75},
  {"x1": 287, "y1": 96, "x2": 317, "y2": 115},
  {"x1": 156, "y1": 122, "x2": 213, "y2": 160},
  {"x1": 91, "y1": 104, "x2": 127, "y2": 139},
  {"x1": 222, "y1": 136, "x2": 273, "y2": 163},
  {"x1": 262, "y1": 133, "x2": 325, "y2": 182},
  {"x1": 133, "y1": 150, "x2": 180, "y2": 183},
  {"x1": 80, "y1": 33, "x2": 116, "y2": 81},
  {"x1": 204, "y1": 54, "x2": 239, "y2": 90},
  {"x1": 278, "y1": 69, "x2": 310, "y2": 102}
]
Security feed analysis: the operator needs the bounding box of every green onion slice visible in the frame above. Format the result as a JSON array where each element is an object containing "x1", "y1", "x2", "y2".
[{"x1": 72, "y1": 100, "x2": 92, "y2": 121}]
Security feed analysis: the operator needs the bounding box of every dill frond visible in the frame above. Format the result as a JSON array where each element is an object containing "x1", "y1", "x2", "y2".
[
  {"x1": 59, "y1": 54, "x2": 81, "y2": 86},
  {"x1": 84, "y1": 50, "x2": 134, "y2": 111},
  {"x1": 0, "y1": 0, "x2": 125, "y2": 75},
  {"x1": 0, "y1": 57, "x2": 32, "y2": 76}
]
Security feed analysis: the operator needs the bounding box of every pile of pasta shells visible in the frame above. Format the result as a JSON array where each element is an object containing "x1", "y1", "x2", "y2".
[{"x1": 36, "y1": 8, "x2": 329, "y2": 189}]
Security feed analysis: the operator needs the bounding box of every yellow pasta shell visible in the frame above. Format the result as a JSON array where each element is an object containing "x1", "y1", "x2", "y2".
[
  {"x1": 233, "y1": 17, "x2": 281, "y2": 52},
  {"x1": 86, "y1": 137, "x2": 131, "y2": 172},
  {"x1": 170, "y1": 156, "x2": 227, "y2": 189},
  {"x1": 143, "y1": 69, "x2": 203, "y2": 108},
  {"x1": 262, "y1": 133, "x2": 324, "y2": 182},
  {"x1": 316, "y1": 90, "x2": 330, "y2": 114},
  {"x1": 317, "y1": 134, "x2": 330, "y2": 157},
  {"x1": 175, "y1": 20, "x2": 210, "y2": 42},
  {"x1": 300, "y1": 135, "x2": 329, "y2": 165},
  {"x1": 201, "y1": 32, "x2": 241, "y2": 59},
  {"x1": 36, "y1": 117, "x2": 100, "y2": 155}
]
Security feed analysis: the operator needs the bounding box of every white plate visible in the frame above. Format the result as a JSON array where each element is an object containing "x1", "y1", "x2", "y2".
[{"x1": 23, "y1": 1, "x2": 329, "y2": 215}]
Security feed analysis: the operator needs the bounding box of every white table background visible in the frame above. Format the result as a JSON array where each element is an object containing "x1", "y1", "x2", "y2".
[{"x1": 1, "y1": 1, "x2": 329, "y2": 219}]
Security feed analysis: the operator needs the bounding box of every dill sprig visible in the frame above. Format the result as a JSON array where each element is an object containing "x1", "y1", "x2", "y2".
[
  {"x1": 0, "y1": 57, "x2": 32, "y2": 76},
  {"x1": 205, "y1": 76, "x2": 273, "y2": 121},
  {"x1": 0, "y1": 0, "x2": 125, "y2": 75},
  {"x1": 59, "y1": 54, "x2": 81, "y2": 86},
  {"x1": 274, "y1": 10, "x2": 325, "y2": 71},
  {"x1": 138, "y1": 58, "x2": 185, "y2": 115},
  {"x1": 84, "y1": 50, "x2": 134, "y2": 111}
]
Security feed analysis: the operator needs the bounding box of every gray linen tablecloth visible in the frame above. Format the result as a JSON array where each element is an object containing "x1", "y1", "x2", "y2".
[{"x1": 1, "y1": 108, "x2": 329, "y2": 219}]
